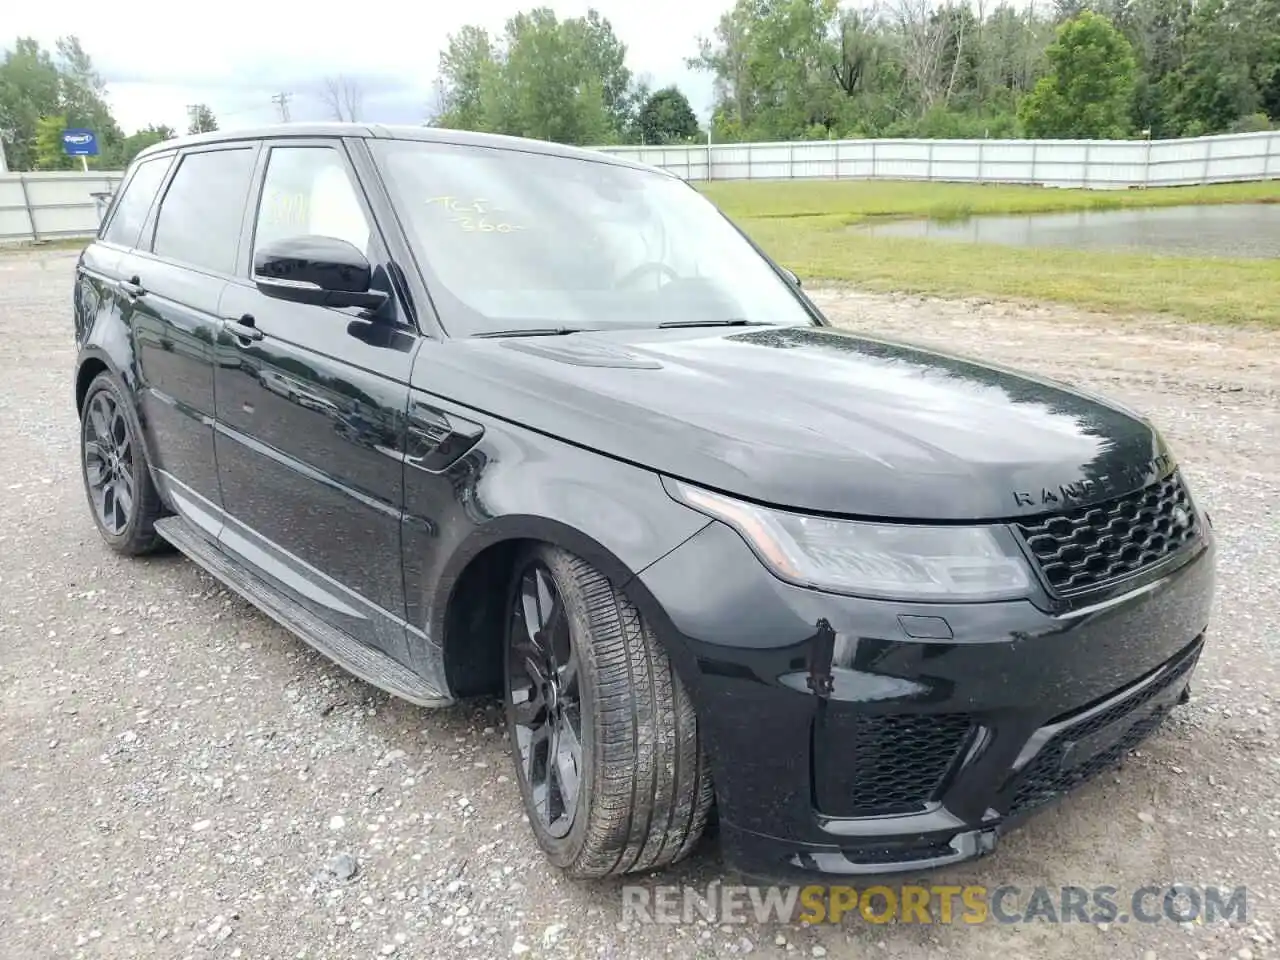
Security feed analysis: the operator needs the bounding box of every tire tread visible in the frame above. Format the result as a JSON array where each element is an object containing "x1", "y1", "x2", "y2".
[{"x1": 530, "y1": 547, "x2": 712, "y2": 879}]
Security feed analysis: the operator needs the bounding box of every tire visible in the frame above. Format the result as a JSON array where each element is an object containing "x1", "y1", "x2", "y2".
[
  {"x1": 503, "y1": 543, "x2": 713, "y2": 878},
  {"x1": 79, "y1": 371, "x2": 167, "y2": 556}
]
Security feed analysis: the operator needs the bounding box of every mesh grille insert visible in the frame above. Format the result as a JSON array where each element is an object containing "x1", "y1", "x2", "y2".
[{"x1": 1016, "y1": 471, "x2": 1199, "y2": 595}]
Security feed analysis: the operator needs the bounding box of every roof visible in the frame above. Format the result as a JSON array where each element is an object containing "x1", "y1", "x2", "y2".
[{"x1": 133, "y1": 122, "x2": 661, "y2": 174}]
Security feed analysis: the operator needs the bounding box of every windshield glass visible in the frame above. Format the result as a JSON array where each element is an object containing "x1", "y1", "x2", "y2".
[{"x1": 371, "y1": 140, "x2": 816, "y2": 336}]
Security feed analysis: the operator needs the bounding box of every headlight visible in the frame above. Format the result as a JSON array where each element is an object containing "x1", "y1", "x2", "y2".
[{"x1": 666, "y1": 479, "x2": 1032, "y2": 601}]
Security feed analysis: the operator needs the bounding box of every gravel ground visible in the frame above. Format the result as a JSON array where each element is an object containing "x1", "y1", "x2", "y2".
[{"x1": 2, "y1": 249, "x2": 1278, "y2": 960}]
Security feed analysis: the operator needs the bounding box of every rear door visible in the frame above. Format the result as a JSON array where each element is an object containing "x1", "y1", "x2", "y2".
[
  {"x1": 75, "y1": 151, "x2": 173, "y2": 390},
  {"x1": 122, "y1": 144, "x2": 259, "y2": 539},
  {"x1": 212, "y1": 138, "x2": 418, "y2": 663}
]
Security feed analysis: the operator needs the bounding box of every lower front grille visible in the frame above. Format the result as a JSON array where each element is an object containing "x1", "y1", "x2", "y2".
[
  {"x1": 814, "y1": 713, "x2": 975, "y2": 818},
  {"x1": 839, "y1": 837, "x2": 958, "y2": 865},
  {"x1": 1006, "y1": 646, "x2": 1200, "y2": 818}
]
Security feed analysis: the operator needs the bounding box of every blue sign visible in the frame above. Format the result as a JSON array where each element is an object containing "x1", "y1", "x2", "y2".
[{"x1": 62, "y1": 129, "x2": 99, "y2": 156}]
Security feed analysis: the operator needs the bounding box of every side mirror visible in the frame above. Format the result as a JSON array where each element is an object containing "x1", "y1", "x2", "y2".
[
  {"x1": 253, "y1": 236, "x2": 388, "y2": 311},
  {"x1": 781, "y1": 267, "x2": 801, "y2": 288}
]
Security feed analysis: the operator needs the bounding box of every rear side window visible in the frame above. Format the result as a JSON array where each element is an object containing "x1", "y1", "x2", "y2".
[
  {"x1": 101, "y1": 155, "x2": 172, "y2": 248},
  {"x1": 151, "y1": 148, "x2": 256, "y2": 275}
]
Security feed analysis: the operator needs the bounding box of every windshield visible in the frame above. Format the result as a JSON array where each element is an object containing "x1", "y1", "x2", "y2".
[{"x1": 371, "y1": 139, "x2": 816, "y2": 336}]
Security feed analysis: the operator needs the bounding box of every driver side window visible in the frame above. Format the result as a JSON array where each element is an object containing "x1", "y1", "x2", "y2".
[{"x1": 253, "y1": 146, "x2": 371, "y2": 261}]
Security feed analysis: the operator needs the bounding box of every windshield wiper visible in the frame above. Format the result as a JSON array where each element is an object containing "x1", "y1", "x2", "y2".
[
  {"x1": 656, "y1": 319, "x2": 772, "y2": 329},
  {"x1": 471, "y1": 327, "x2": 592, "y2": 339}
]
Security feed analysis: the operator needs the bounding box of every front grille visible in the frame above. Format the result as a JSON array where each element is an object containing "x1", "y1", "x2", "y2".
[
  {"x1": 1016, "y1": 471, "x2": 1199, "y2": 595},
  {"x1": 816, "y1": 714, "x2": 974, "y2": 818},
  {"x1": 1006, "y1": 647, "x2": 1199, "y2": 818}
]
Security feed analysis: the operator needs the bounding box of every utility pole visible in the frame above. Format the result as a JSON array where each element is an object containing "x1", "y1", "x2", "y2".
[
  {"x1": 186, "y1": 104, "x2": 204, "y2": 134},
  {"x1": 271, "y1": 92, "x2": 292, "y2": 122}
]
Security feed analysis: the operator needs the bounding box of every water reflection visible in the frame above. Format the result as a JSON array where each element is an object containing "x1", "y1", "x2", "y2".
[{"x1": 855, "y1": 203, "x2": 1280, "y2": 258}]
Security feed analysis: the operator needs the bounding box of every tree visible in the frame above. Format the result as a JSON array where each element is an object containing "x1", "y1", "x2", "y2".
[
  {"x1": 1253, "y1": 0, "x2": 1280, "y2": 120},
  {"x1": 1018, "y1": 11, "x2": 1137, "y2": 137},
  {"x1": 831, "y1": 9, "x2": 884, "y2": 99},
  {"x1": 496, "y1": 9, "x2": 616, "y2": 144},
  {"x1": 890, "y1": 0, "x2": 964, "y2": 115},
  {"x1": 0, "y1": 38, "x2": 66, "y2": 170},
  {"x1": 110, "y1": 124, "x2": 176, "y2": 167},
  {"x1": 1171, "y1": 0, "x2": 1258, "y2": 133},
  {"x1": 34, "y1": 113, "x2": 73, "y2": 169},
  {"x1": 430, "y1": 0, "x2": 1273, "y2": 144},
  {"x1": 638, "y1": 86, "x2": 700, "y2": 143},
  {"x1": 320, "y1": 74, "x2": 364, "y2": 121},
  {"x1": 187, "y1": 103, "x2": 218, "y2": 134},
  {"x1": 436, "y1": 25, "x2": 499, "y2": 130},
  {"x1": 434, "y1": 8, "x2": 639, "y2": 145},
  {"x1": 691, "y1": 0, "x2": 843, "y2": 140},
  {"x1": 563, "y1": 9, "x2": 636, "y2": 134}
]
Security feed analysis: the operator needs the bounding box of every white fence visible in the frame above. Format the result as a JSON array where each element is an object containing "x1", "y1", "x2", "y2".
[
  {"x1": 0, "y1": 171, "x2": 123, "y2": 244},
  {"x1": 599, "y1": 130, "x2": 1280, "y2": 188}
]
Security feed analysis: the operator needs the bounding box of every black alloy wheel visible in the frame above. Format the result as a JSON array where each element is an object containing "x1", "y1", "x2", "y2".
[
  {"x1": 79, "y1": 372, "x2": 166, "y2": 555},
  {"x1": 502, "y1": 543, "x2": 714, "y2": 878},
  {"x1": 83, "y1": 388, "x2": 136, "y2": 537},
  {"x1": 507, "y1": 560, "x2": 583, "y2": 839}
]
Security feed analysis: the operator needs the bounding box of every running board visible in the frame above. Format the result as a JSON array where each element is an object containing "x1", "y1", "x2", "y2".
[{"x1": 154, "y1": 516, "x2": 450, "y2": 707}]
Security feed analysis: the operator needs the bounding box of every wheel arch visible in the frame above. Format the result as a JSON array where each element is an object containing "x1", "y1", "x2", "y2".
[
  {"x1": 75, "y1": 350, "x2": 115, "y2": 416},
  {"x1": 436, "y1": 514, "x2": 704, "y2": 700},
  {"x1": 75, "y1": 347, "x2": 171, "y2": 517}
]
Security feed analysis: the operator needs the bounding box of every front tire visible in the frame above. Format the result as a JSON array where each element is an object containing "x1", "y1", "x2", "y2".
[
  {"x1": 80, "y1": 372, "x2": 166, "y2": 556},
  {"x1": 503, "y1": 544, "x2": 713, "y2": 878}
]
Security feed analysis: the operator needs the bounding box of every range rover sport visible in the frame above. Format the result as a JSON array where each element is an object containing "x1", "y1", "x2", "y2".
[{"x1": 73, "y1": 123, "x2": 1215, "y2": 879}]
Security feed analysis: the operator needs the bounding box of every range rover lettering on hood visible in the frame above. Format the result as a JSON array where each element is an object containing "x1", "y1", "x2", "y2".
[{"x1": 1012, "y1": 452, "x2": 1176, "y2": 511}]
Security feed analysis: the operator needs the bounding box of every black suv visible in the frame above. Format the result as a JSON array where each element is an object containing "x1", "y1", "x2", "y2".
[{"x1": 74, "y1": 123, "x2": 1215, "y2": 880}]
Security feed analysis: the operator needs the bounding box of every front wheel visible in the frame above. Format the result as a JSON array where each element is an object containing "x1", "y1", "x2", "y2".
[{"x1": 503, "y1": 544, "x2": 713, "y2": 878}]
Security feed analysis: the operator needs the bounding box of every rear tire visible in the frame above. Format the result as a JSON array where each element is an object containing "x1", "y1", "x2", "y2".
[
  {"x1": 79, "y1": 372, "x2": 166, "y2": 556},
  {"x1": 503, "y1": 543, "x2": 713, "y2": 878}
]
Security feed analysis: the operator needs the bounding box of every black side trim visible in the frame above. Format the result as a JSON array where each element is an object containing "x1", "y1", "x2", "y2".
[{"x1": 155, "y1": 516, "x2": 451, "y2": 706}]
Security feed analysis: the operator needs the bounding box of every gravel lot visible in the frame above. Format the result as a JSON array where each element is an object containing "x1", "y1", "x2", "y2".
[{"x1": 2, "y1": 248, "x2": 1278, "y2": 960}]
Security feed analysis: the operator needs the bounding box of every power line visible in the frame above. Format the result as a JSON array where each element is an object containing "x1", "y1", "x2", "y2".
[{"x1": 271, "y1": 92, "x2": 292, "y2": 123}]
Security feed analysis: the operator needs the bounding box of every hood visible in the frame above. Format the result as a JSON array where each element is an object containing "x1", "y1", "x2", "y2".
[{"x1": 421, "y1": 324, "x2": 1172, "y2": 521}]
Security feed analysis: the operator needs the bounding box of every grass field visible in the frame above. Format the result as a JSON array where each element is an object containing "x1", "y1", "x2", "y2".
[{"x1": 701, "y1": 179, "x2": 1280, "y2": 326}]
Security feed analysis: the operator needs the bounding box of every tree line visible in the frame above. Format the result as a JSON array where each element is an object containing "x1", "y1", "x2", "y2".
[
  {"x1": 432, "y1": 9, "x2": 702, "y2": 146},
  {"x1": 436, "y1": 0, "x2": 1279, "y2": 144}
]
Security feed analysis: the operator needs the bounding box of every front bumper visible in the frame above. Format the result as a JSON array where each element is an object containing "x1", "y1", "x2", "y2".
[{"x1": 636, "y1": 521, "x2": 1215, "y2": 879}]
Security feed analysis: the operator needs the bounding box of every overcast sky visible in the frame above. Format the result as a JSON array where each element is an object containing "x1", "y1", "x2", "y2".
[{"x1": 7, "y1": 0, "x2": 721, "y2": 135}]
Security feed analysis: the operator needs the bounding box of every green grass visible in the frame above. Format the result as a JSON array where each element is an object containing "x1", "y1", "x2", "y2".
[
  {"x1": 700, "y1": 178, "x2": 1280, "y2": 223},
  {"x1": 699, "y1": 179, "x2": 1280, "y2": 326}
]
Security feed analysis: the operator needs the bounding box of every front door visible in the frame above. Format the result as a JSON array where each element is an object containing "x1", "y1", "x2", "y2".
[{"x1": 212, "y1": 139, "x2": 418, "y2": 663}]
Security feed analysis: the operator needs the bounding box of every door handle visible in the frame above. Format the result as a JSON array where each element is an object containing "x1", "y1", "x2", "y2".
[
  {"x1": 119, "y1": 277, "x2": 145, "y2": 298},
  {"x1": 222, "y1": 315, "x2": 263, "y2": 342}
]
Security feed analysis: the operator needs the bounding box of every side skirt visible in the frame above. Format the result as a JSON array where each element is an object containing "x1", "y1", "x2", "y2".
[{"x1": 154, "y1": 515, "x2": 452, "y2": 707}]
